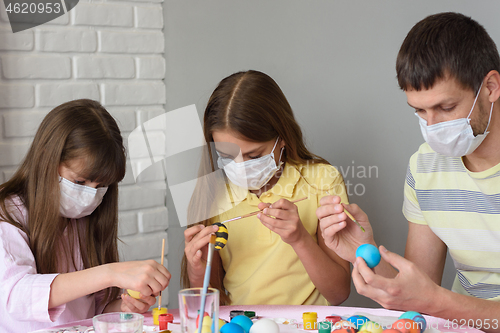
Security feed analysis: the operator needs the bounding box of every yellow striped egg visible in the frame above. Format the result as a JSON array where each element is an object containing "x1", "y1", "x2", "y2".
[{"x1": 213, "y1": 223, "x2": 228, "y2": 250}]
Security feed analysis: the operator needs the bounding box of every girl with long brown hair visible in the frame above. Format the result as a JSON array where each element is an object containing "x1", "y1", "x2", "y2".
[
  {"x1": 0, "y1": 99, "x2": 170, "y2": 332},
  {"x1": 182, "y1": 70, "x2": 350, "y2": 306}
]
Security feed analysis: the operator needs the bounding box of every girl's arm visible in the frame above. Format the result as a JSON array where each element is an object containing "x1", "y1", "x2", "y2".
[
  {"x1": 257, "y1": 199, "x2": 351, "y2": 305},
  {"x1": 209, "y1": 251, "x2": 232, "y2": 305},
  {"x1": 49, "y1": 260, "x2": 170, "y2": 309},
  {"x1": 1, "y1": 220, "x2": 167, "y2": 321},
  {"x1": 183, "y1": 224, "x2": 220, "y2": 288},
  {"x1": 292, "y1": 222, "x2": 351, "y2": 305},
  {"x1": 184, "y1": 225, "x2": 229, "y2": 304}
]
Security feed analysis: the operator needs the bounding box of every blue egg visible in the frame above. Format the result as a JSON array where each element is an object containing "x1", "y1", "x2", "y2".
[
  {"x1": 356, "y1": 244, "x2": 381, "y2": 268},
  {"x1": 231, "y1": 315, "x2": 253, "y2": 333},
  {"x1": 399, "y1": 311, "x2": 427, "y2": 333},
  {"x1": 347, "y1": 315, "x2": 370, "y2": 329},
  {"x1": 220, "y1": 322, "x2": 245, "y2": 333}
]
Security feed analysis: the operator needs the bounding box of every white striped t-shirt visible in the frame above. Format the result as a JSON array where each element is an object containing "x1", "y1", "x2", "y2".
[{"x1": 403, "y1": 143, "x2": 500, "y2": 301}]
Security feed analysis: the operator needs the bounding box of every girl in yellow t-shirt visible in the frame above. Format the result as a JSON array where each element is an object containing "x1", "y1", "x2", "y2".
[{"x1": 181, "y1": 70, "x2": 350, "y2": 305}]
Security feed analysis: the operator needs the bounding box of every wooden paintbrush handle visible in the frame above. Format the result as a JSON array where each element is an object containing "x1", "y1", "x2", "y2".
[{"x1": 241, "y1": 196, "x2": 308, "y2": 219}]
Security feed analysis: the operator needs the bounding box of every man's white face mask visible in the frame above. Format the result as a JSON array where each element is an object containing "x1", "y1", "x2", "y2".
[{"x1": 416, "y1": 82, "x2": 494, "y2": 157}]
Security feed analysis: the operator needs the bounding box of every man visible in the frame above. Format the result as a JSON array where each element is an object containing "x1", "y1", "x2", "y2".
[{"x1": 317, "y1": 12, "x2": 500, "y2": 331}]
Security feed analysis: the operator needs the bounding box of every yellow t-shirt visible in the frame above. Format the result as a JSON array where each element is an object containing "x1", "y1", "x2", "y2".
[
  {"x1": 213, "y1": 162, "x2": 348, "y2": 305},
  {"x1": 403, "y1": 143, "x2": 500, "y2": 301}
]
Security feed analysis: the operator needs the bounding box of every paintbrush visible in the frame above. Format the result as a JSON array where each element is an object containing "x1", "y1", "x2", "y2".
[
  {"x1": 197, "y1": 234, "x2": 216, "y2": 330},
  {"x1": 220, "y1": 196, "x2": 309, "y2": 224},
  {"x1": 346, "y1": 211, "x2": 366, "y2": 232},
  {"x1": 158, "y1": 238, "x2": 165, "y2": 310}
]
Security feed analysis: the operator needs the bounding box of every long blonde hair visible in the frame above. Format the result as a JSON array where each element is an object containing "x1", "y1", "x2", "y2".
[
  {"x1": 181, "y1": 70, "x2": 328, "y2": 305},
  {"x1": 0, "y1": 99, "x2": 126, "y2": 308}
]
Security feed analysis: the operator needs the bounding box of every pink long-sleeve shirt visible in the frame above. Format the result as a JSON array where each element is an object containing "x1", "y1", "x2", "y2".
[{"x1": 0, "y1": 196, "x2": 106, "y2": 333}]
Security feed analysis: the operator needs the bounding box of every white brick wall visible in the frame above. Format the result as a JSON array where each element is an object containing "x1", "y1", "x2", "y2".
[
  {"x1": 135, "y1": 5, "x2": 163, "y2": 29},
  {"x1": 75, "y1": 56, "x2": 136, "y2": 79},
  {"x1": 0, "y1": 0, "x2": 168, "y2": 308},
  {"x1": 36, "y1": 29, "x2": 98, "y2": 52},
  {"x1": 1, "y1": 55, "x2": 71, "y2": 79},
  {"x1": 0, "y1": 29, "x2": 34, "y2": 51}
]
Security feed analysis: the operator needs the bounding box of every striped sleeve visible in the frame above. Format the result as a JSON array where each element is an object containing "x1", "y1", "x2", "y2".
[{"x1": 403, "y1": 154, "x2": 426, "y2": 225}]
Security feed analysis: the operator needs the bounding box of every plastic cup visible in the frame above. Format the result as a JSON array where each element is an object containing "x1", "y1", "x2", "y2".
[
  {"x1": 178, "y1": 288, "x2": 219, "y2": 333},
  {"x1": 93, "y1": 312, "x2": 143, "y2": 333}
]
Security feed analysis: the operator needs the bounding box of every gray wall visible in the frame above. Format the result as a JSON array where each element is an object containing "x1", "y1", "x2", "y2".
[{"x1": 164, "y1": 0, "x2": 500, "y2": 309}]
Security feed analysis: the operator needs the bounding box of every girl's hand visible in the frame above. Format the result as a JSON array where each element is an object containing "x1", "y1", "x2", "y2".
[
  {"x1": 108, "y1": 260, "x2": 170, "y2": 297},
  {"x1": 120, "y1": 293, "x2": 157, "y2": 313},
  {"x1": 184, "y1": 224, "x2": 219, "y2": 285},
  {"x1": 257, "y1": 198, "x2": 308, "y2": 245},
  {"x1": 316, "y1": 195, "x2": 374, "y2": 263}
]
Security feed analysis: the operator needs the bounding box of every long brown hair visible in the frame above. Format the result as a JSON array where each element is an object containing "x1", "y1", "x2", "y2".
[
  {"x1": 181, "y1": 70, "x2": 328, "y2": 304},
  {"x1": 0, "y1": 99, "x2": 126, "y2": 308}
]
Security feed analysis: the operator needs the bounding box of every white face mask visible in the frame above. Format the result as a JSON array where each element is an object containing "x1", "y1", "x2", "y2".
[
  {"x1": 416, "y1": 82, "x2": 494, "y2": 157},
  {"x1": 217, "y1": 137, "x2": 284, "y2": 190},
  {"x1": 59, "y1": 176, "x2": 108, "y2": 219}
]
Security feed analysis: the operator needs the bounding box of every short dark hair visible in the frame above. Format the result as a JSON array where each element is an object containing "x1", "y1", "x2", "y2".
[{"x1": 396, "y1": 12, "x2": 500, "y2": 93}]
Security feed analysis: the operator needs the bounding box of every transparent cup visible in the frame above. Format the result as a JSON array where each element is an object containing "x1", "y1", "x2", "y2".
[
  {"x1": 92, "y1": 312, "x2": 143, "y2": 333},
  {"x1": 178, "y1": 288, "x2": 219, "y2": 333}
]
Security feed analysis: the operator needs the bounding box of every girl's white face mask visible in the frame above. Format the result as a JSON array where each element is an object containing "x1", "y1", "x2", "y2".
[
  {"x1": 416, "y1": 82, "x2": 493, "y2": 157},
  {"x1": 59, "y1": 176, "x2": 108, "y2": 219},
  {"x1": 217, "y1": 137, "x2": 284, "y2": 190}
]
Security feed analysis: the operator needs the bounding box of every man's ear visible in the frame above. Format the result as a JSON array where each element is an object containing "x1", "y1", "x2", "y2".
[{"x1": 485, "y1": 70, "x2": 500, "y2": 103}]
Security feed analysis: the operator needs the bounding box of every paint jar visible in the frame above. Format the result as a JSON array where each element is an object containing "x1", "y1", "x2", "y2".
[
  {"x1": 159, "y1": 313, "x2": 174, "y2": 330},
  {"x1": 318, "y1": 321, "x2": 332, "y2": 333},
  {"x1": 326, "y1": 316, "x2": 343, "y2": 325},
  {"x1": 302, "y1": 312, "x2": 317, "y2": 330},
  {"x1": 153, "y1": 307, "x2": 168, "y2": 326},
  {"x1": 244, "y1": 311, "x2": 256, "y2": 318},
  {"x1": 230, "y1": 310, "x2": 245, "y2": 320}
]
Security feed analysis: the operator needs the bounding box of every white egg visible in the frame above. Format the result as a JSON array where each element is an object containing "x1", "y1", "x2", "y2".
[{"x1": 249, "y1": 319, "x2": 280, "y2": 333}]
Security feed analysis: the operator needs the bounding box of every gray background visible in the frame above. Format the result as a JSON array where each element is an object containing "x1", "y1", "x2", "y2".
[{"x1": 163, "y1": 0, "x2": 500, "y2": 308}]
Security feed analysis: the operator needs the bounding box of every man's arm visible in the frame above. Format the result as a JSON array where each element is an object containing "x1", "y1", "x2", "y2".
[
  {"x1": 353, "y1": 245, "x2": 500, "y2": 333},
  {"x1": 405, "y1": 222, "x2": 447, "y2": 285}
]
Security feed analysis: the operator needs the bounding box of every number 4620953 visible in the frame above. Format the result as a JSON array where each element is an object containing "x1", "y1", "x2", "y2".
[
  {"x1": 444, "y1": 319, "x2": 499, "y2": 330},
  {"x1": 5, "y1": 2, "x2": 62, "y2": 14}
]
